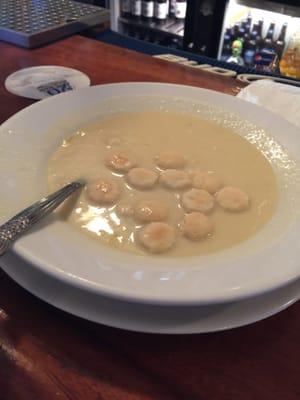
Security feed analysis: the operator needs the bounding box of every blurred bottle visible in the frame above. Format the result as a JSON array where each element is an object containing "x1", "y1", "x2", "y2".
[
  {"x1": 233, "y1": 23, "x2": 240, "y2": 40},
  {"x1": 242, "y1": 32, "x2": 250, "y2": 55},
  {"x1": 238, "y1": 24, "x2": 246, "y2": 40},
  {"x1": 262, "y1": 37, "x2": 275, "y2": 53},
  {"x1": 276, "y1": 22, "x2": 288, "y2": 59},
  {"x1": 244, "y1": 38, "x2": 256, "y2": 66},
  {"x1": 221, "y1": 36, "x2": 232, "y2": 61},
  {"x1": 280, "y1": 28, "x2": 300, "y2": 79},
  {"x1": 142, "y1": 0, "x2": 154, "y2": 21},
  {"x1": 241, "y1": 19, "x2": 248, "y2": 30},
  {"x1": 251, "y1": 22, "x2": 259, "y2": 37},
  {"x1": 166, "y1": 0, "x2": 169, "y2": 17},
  {"x1": 154, "y1": 0, "x2": 168, "y2": 22},
  {"x1": 121, "y1": 0, "x2": 131, "y2": 17},
  {"x1": 221, "y1": 27, "x2": 233, "y2": 61},
  {"x1": 254, "y1": 38, "x2": 278, "y2": 73},
  {"x1": 258, "y1": 19, "x2": 264, "y2": 37},
  {"x1": 131, "y1": 0, "x2": 142, "y2": 19},
  {"x1": 246, "y1": 13, "x2": 252, "y2": 34},
  {"x1": 224, "y1": 27, "x2": 233, "y2": 42},
  {"x1": 255, "y1": 35, "x2": 264, "y2": 52},
  {"x1": 241, "y1": 17, "x2": 251, "y2": 36},
  {"x1": 223, "y1": 27, "x2": 233, "y2": 51},
  {"x1": 169, "y1": 0, "x2": 176, "y2": 16},
  {"x1": 261, "y1": 21, "x2": 276, "y2": 55},
  {"x1": 242, "y1": 33, "x2": 250, "y2": 58},
  {"x1": 265, "y1": 21, "x2": 275, "y2": 42},
  {"x1": 227, "y1": 38, "x2": 244, "y2": 65},
  {"x1": 175, "y1": 0, "x2": 187, "y2": 20}
]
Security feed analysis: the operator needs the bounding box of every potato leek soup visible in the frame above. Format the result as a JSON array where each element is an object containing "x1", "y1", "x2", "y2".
[{"x1": 48, "y1": 110, "x2": 278, "y2": 256}]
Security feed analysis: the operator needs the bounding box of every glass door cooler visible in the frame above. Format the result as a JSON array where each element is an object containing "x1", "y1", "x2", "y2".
[
  {"x1": 110, "y1": 0, "x2": 300, "y2": 80},
  {"x1": 218, "y1": 0, "x2": 300, "y2": 78}
]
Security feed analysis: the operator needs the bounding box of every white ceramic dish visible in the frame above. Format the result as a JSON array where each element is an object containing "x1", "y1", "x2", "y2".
[
  {"x1": 1, "y1": 83, "x2": 300, "y2": 306},
  {"x1": 1, "y1": 251, "x2": 299, "y2": 334}
]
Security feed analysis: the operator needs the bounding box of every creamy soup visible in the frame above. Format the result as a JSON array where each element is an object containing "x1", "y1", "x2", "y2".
[{"x1": 48, "y1": 110, "x2": 278, "y2": 256}]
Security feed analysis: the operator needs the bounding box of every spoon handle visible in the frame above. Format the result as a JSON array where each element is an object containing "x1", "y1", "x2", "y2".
[{"x1": 0, "y1": 180, "x2": 84, "y2": 256}]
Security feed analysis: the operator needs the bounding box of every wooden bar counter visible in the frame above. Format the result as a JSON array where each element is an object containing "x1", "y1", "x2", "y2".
[{"x1": 0, "y1": 35, "x2": 299, "y2": 400}]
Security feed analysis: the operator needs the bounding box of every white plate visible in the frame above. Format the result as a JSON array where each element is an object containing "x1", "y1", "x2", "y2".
[
  {"x1": 1, "y1": 251, "x2": 299, "y2": 334},
  {"x1": 1, "y1": 83, "x2": 300, "y2": 306}
]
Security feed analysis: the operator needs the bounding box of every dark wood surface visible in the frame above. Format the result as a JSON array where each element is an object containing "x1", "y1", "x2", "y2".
[{"x1": 0, "y1": 36, "x2": 299, "y2": 400}]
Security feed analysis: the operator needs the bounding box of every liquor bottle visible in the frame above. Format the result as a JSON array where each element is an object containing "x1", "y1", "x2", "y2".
[
  {"x1": 223, "y1": 27, "x2": 234, "y2": 56},
  {"x1": 251, "y1": 22, "x2": 259, "y2": 37},
  {"x1": 276, "y1": 22, "x2": 288, "y2": 58},
  {"x1": 142, "y1": 0, "x2": 154, "y2": 21},
  {"x1": 238, "y1": 23, "x2": 246, "y2": 40},
  {"x1": 221, "y1": 37, "x2": 232, "y2": 61},
  {"x1": 244, "y1": 39, "x2": 256, "y2": 66},
  {"x1": 244, "y1": 32, "x2": 250, "y2": 45},
  {"x1": 246, "y1": 13, "x2": 252, "y2": 33},
  {"x1": 154, "y1": 0, "x2": 168, "y2": 22},
  {"x1": 253, "y1": 21, "x2": 277, "y2": 73},
  {"x1": 242, "y1": 19, "x2": 251, "y2": 35},
  {"x1": 166, "y1": 0, "x2": 169, "y2": 16},
  {"x1": 251, "y1": 22, "x2": 263, "y2": 50},
  {"x1": 262, "y1": 37, "x2": 275, "y2": 53},
  {"x1": 258, "y1": 19, "x2": 264, "y2": 38},
  {"x1": 121, "y1": 0, "x2": 131, "y2": 17},
  {"x1": 255, "y1": 35, "x2": 264, "y2": 52},
  {"x1": 259, "y1": 21, "x2": 275, "y2": 54},
  {"x1": 175, "y1": 0, "x2": 187, "y2": 20},
  {"x1": 169, "y1": 0, "x2": 176, "y2": 16},
  {"x1": 265, "y1": 21, "x2": 275, "y2": 42},
  {"x1": 224, "y1": 27, "x2": 233, "y2": 42},
  {"x1": 241, "y1": 19, "x2": 248, "y2": 32},
  {"x1": 131, "y1": 0, "x2": 142, "y2": 19},
  {"x1": 242, "y1": 33, "x2": 250, "y2": 56},
  {"x1": 233, "y1": 23, "x2": 240, "y2": 40}
]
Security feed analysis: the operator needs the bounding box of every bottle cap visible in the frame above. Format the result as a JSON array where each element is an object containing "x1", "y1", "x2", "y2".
[{"x1": 5, "y1": 66, "x2": 90, "y2": 100}]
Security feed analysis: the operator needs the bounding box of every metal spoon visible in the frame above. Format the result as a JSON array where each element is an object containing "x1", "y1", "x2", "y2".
[{"x1": 0, "y1": 180, "x2": 85, "y2": 256}]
